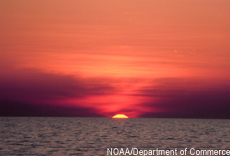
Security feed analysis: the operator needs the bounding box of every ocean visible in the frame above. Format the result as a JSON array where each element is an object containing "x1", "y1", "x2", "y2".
[{"x1": 0, "y1": 117, "x2": 230, "y2": 156}]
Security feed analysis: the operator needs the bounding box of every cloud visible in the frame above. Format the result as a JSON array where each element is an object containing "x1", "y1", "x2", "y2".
[
  {"x1": 140, "y1": 90, "x2": 230, "y2": 119},
  {"x1": 136, "y1": 78, "x2": 230, "y2": 119},
  {"x1": 1, "y1": 69, "x2": 230, "y2": 119},
  {"x1": 0, "y1": 68, "x2": 116, "y2": 116},
  {"x1": 0, "y1": 100, "x2": 105, "y2": 117},
  {"x1": 0, "y1": 68, "x2": 116, "y2": 101}
]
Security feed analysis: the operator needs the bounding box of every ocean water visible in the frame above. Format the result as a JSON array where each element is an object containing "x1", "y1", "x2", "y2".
[{"x1": 0, "y1": 117, "x2": 230, "y2": 156}]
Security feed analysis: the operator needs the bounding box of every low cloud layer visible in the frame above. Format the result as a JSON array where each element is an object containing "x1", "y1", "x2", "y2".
[
  {"x1": 0, "y1": 68, "x2": 116, "y2": 101},
  {"x1": 137, "y1": 78, "x2": 230, "y2": 119},
  {"x1": 0, "y1": 68, "x2": 116, "y2": 117},
  {"x1": 1, "y1": 68, "x2": 230, "y2": 118},
  {"x1": 0, "y1": 100, "x2": 105, "y2": 117}
]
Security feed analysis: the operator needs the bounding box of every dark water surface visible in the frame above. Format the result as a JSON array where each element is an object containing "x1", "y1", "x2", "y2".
[{"x1": 0, "y1": 117, "x2": 230, "y2": 156}]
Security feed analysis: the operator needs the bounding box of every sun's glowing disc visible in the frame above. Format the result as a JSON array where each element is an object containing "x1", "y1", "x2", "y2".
[{"x1": 112, "y1": 114, "x2": 128, "y2": 118}]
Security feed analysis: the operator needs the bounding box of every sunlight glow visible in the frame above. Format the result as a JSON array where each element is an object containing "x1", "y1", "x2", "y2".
[{"x1": 112, "y1": 114, "x2": 129, "y2": 118}]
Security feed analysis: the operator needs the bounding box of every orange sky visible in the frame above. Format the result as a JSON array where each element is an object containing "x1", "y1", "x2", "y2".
[{"x1": 0, "y1": 0, "x2": 230, "y2": 118}]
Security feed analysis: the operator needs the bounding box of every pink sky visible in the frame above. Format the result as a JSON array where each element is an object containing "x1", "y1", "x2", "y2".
[{"x1": 0, "y1": 0, "x2": 230, "y2": 118}]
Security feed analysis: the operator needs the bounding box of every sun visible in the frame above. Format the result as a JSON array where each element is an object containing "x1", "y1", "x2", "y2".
[{"x1": 112, "y1": 114, "x2": 128, "y2": 118}]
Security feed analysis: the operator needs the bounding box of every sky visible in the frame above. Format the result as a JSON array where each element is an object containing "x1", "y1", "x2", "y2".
[{"x1": 0, "y1": 0, "x2": 230, "y2": 118}]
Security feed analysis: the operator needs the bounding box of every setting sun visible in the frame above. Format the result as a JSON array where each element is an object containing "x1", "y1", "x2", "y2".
[{"x1": 112, "y1": 114, "x2": 129, "y2": 118}]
